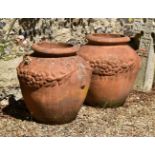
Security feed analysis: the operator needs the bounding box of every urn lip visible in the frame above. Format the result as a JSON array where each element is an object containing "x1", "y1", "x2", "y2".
[
  {"x1": 86, "y1": 33, "x2": 130, "y2": 44},
  {"x1": 32, "y1": 41, "x2": 80, "y2": 56}
]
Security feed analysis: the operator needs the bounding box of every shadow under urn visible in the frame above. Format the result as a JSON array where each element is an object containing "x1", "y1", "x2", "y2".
[
  {"x1": 17, "y1": 41, "x2": 92, "y2": 124},
  {"x1": 78, "y1": 33, "x2": 141, "y2": 108}
]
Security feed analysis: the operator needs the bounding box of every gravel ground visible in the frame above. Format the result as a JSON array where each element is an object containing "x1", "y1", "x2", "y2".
[{"x1": 0, "y1": 90, "x2": 155, "y2": 137}]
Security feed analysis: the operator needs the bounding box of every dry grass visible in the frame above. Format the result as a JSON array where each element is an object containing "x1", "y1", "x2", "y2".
[{"x1": 0, "y1": 90, "x2": 155, "y2": 137}]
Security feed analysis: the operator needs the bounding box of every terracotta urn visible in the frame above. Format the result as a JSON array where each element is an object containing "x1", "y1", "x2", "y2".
[
  {"x1": 17, "y1": 41, "x2": 92, "y2": 124},
  {"x1": 78, "y1": 33, "x2": 141, "y2": 107}
]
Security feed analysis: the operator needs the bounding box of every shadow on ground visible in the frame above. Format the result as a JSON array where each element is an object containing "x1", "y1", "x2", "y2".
[{"x1": 2, "y1": 95, "x2": 33, "y2": 122}]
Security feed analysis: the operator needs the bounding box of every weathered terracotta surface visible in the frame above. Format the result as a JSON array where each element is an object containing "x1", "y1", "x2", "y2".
[
  {"x1": 17, "y1": 41, "x2": 92, "y2": 124},
  {"x1": 78, "y1": 33, "x2": 141, "y2": 107}
]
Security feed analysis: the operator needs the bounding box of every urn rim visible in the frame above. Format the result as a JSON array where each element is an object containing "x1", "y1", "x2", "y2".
[
  {"x1": 32, "y1": 41, "x2": 80, "y2": 56},
  {"x1": 86, "y1": 33, "x2": 130, "y2": 44}
]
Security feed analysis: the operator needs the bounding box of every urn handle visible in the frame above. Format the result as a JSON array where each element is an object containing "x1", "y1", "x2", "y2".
[{"x1": 23, "y1": 54, "x2": 31, "y2": 65}]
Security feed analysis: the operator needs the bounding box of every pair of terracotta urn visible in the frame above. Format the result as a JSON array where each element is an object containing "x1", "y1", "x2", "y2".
[{"x1": 17, "y1": 33, "x2": 141, "y2": 124}]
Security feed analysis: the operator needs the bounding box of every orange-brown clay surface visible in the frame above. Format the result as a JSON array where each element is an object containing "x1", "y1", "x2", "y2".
[
  {"x1": 78, "y1": 33, "x2": 141, "y2": 107},
  {"x1": 17, "y1": 41, "x2": 92, "y2": 124}
]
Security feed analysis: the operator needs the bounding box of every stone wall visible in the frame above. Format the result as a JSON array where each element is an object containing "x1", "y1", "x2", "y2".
[
  {"x1": 0, "y1": 18, "x2": 145, "y2": 58},
  {"x1": 1, "y1": 18, "x2": 127, "y2": 43}
]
